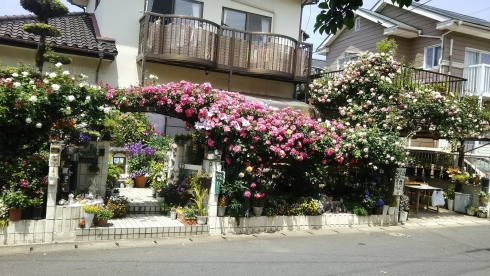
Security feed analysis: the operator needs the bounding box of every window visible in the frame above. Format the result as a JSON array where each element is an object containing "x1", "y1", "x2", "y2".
[
  {"x1": 113, "y1": 157, "x2": 126, "y2": 174},
  {"x1": 465, "y1": 49, "x2": 490, "y2": 66},
  {"x1": 222, "y1": 8, "x2": 271, "y2": 33},
  {"x1": 424, "y1": 45, "x2": 442, "y2": 69},
  {"x1": 337, "y1": 55, "x2": 358, "y2": 70},
  {"x1": 146, "y1": 0, "x2": 203, "y2": 18},
  {"x1": 355, "y1": 17, "x2": 360, "y2": 31}
]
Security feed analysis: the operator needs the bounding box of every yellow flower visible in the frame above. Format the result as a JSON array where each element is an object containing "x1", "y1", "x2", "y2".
[
  {"x1": 246, "y1": 166, "x2": 253, "y2": 173},
  {"x1": 286, "y1": 129, "x2": 293, "y2": 135}
]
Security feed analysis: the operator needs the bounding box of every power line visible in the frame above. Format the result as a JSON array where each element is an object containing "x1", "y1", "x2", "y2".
[
  {"x1": 305, "y1": 4, "x2": 312, "y2": 32},
  {"x1": 466, "y1": 6, "x2": 490, "y2": 16}
]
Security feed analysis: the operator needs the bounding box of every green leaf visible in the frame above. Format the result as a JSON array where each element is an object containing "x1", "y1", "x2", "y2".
[
  {"x1": 343, "y1": 17, "x2": 354, "y2": 29},
  {"x1": 318, "y1": 2, "x2": 329, "y2": 9}
]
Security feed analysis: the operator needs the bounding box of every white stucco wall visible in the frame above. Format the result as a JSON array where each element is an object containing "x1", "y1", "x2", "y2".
[{"x1": 85, "y1": 0, "x2": 300, "y2": 93}]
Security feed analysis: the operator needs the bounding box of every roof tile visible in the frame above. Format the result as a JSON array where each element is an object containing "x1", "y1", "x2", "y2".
[{"x1": 0, "y1": 12, "x2": 117, "y2": 56}]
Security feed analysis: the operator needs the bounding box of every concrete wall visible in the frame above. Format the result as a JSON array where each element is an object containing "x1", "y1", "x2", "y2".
[{"x1": 77, "y1": 141, "x2": 111, "y2": 197}]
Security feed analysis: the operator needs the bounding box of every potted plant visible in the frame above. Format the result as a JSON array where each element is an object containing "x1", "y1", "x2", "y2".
[
  {"x1": 477, "y1": 190, "x2": 488, "y2": 204},
  {"x1": 481, "y1": 173, "x2": 490, "y2": 188},
  {"x1": 388, "y1": 197, "x2": 397, "y2": 215},
  {"x1": 444, "y1": 184, "x2": 455, "y2": 211},
  {"x1": 477, "y1": 207, "x2": 488, "y2": 218},
  {"x1": 124, "y1": 178, "x2": 134, "y2": 189},
  {"x1": 87, "y1": 163, "x2": 100, "y2": 174},
  {"x1": 192, "y1": 179, "x2": 209, "y2": 225},
  {"x1": 217, "y1": 195, "x2": 227, "y2": 217},
  {"x1": 126, "y1": 141, "x2": 155, "y2": 188},
  {"x1": 3, "y1": 190, "x2": 29, "y2": 222},
  {"x1": 78, "y1": 219, "x2": 86, "y2": 229},
  {"x1": 173, "y1": 133, "x2": 192, "y2": 146},
  {"x1": 106, "y1": 195, "x2": 130, "y2": 218},
  {"x1": 374, "y1": 198, "x2": 384, "y2": 215},
  {"x1": 95, "y1": 207, "x2": 113, "y2": 227},
  {"x1": 30, "y1": 196, "x2": 44, "y2": 220},
  {"x1": 399, "y1": 194, "x2": 410, "y2": 222},
  {"x1": 106, "y1": 164, "x2": 122, "y2": 192},
  {"x1": 466, "y1": 205, "x2": 478, "y2": 216},
  {"x1": 170, "y1": 207, "x2": 177, "y2": 220},
  {"x1": 82, "y1": 205, "x2": 99, "y2": 228},
  {"x1": 252, "y1": 192, "x2": 266, "y2": 216}
]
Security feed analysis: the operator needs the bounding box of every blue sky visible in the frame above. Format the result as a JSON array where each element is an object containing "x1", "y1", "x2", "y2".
[{"x1": 3, "y1": 0, "x2": 490, "y2": 59}]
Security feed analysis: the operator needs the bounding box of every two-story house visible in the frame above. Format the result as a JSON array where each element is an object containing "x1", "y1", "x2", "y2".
[
  {"x1": 316, "y1": 0, "x2": 490, "y2": 101},
  {"x1": 314, "y1": 0, "x2": 490, "y2": 160},
  {"x1": 1, "y1": 0, "x2": 316, "y2": 100}
]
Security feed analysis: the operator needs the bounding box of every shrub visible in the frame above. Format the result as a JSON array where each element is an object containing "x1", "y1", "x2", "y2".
[
  {"x1": 106, "y1": 195, "x2": 129, "y2": 217},
  {"x1": 96, "y1": 208, "x2": 114, "y2": 220}
]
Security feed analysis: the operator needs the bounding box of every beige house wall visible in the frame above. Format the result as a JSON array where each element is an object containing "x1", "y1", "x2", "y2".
[{"x1": 325, "y1": 17, "x2": 386, "y2": 71}]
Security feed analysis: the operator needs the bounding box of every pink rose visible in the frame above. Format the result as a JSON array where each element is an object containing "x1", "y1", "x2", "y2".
[
  {"x1": 244, "y1": 191, "x2": 251, "y2": 198},
  {"x1": 250, "y1": 183, "x2": 256, "y2": 189}
]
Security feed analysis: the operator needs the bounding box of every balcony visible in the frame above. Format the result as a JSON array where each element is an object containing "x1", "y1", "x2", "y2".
[
  {"x1": 137, "y1": 13, "x2": 312, "y2": 83},
  {"x1": 316, "y1": 66, "x2": 466, "y2": 94},
  {"x1": 463, "y1": 64, "x2": 490, "y2": 97}
]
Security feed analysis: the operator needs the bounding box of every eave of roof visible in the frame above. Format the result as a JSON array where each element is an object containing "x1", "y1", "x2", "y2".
[{"x1": 0, "y1": 12, "x2": 117, "y2": 60}]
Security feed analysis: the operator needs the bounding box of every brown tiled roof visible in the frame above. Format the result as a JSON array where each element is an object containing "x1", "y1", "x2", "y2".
[{"x1": 0, "y1": 12, "x2": 117, "y2": 59}]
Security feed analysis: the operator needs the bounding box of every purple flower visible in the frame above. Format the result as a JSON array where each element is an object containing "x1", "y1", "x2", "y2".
[{"x1": 365, "y1": 191, "x2": 370, "y2": 198}]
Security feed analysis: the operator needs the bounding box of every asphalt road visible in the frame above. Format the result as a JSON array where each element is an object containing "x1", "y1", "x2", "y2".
[{"x1": 0, "y1": 224, "x2": 489, "y2": 276}]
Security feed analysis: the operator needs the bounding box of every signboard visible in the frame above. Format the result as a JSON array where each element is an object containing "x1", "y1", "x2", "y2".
[
  {"x1": 215, "y1": 171, "x2": 225, "y2": 194},
  {"x1": 393, "y1": 177, "x2": 405, "y2": 196},
  {"x1": 396, "y1": 168, "x2": 406, "y2": 178}
]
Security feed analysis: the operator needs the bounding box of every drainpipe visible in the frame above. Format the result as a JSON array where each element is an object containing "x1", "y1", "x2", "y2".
[
  {"x1": 448, "y1": 38, "x2": 454, "y2": 75},
  {"x1": 439, "y1": 30, "x2": 453, "y2": 74},
  {"x1": 95, "y1": 52, "x2": 104, "y2": 83}
]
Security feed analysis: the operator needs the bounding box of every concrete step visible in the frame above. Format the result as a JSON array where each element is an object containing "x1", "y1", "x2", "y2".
[
  {"x1": 76, "y1": 214, "x2": 209, "y2": 241},
  {"x1": 118, "y1": 187, "x2": 163, "y2": 214}
]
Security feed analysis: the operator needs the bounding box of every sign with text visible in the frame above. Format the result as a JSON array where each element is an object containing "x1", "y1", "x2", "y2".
[
  {"x1": 393, "y1": 177, "x2": 405, "y2": 196},
  {"x1": 215, "y1": 171, "x2": 225, "y2": 194}
]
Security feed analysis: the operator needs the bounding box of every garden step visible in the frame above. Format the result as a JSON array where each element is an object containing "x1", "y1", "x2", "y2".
[
  {"x1": 76, "y1": 214, "x2": 209, "y2": 241},
  {"x1": 118, "y1": 187, "x2": 162, "y2": 214}
]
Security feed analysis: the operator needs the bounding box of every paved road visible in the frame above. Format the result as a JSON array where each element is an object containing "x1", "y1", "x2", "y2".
[{"x1": 0, "y1": 224, "x2": 489, "y2": 276}]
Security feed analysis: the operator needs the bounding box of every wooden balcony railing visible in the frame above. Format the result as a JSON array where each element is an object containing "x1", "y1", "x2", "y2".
[
  {"x1": 138, "y1": 13, "x2": 312, "y2": 82},
  {"x1": 311, "y1": 66, "x2": 467, "y2": 94}
]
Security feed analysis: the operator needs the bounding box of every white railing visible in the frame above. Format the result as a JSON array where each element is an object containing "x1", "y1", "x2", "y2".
[{"x1": 463, "y1": 64, "x2": 490, "y2": 96}]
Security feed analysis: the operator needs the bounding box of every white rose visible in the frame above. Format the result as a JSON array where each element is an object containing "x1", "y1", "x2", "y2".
[
  {"x1": 49, "y1": 72, "x2": 57, "y2": 78},
  {"x1": 35, "y1": 123, "x2": 42, "y2": 128},
  {"x1": 98, "y1": 106, "x2": 104, "y2": 111},
  {"x1": 51, "y1": 84, "x2": 60, "y2": 91},
  {"x1": 103, "y1": 107, "x2": 111, "y2": 114},
  {"x1": 29, "y1": 80, "x2": 34, "y2": 85},
  {"x1": 13, "y1": 82, "x2": 21, "y2": 87},
  {"x1": 29, "y1": 95, "x2": 38, "y2": 102},
  {"x1": 62, "y1": 71, "x2": 70, "y2": 75},
  {"x1": 55, "y1": 62, "x2": 62, "y2": 67},
  {"x1": 25, "y1": 118, "x2": 32, "y2": 124},
  {"x1": 85, "y1": 96, "x2": 91, "y2": 102},
  {"x1": 12, "y1": 73, "x2": 19, "y2": 77},
  {"x1": 67, "y1": 95, "x2": 75, "y2": 102}
]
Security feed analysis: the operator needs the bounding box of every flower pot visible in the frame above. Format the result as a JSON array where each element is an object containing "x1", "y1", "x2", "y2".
[
  {"x1": 416, "y1": 168, "x2": 424, "y2": 176},
  {"x1": 466, "y1": 209, "x2": 475, "y2": 216},
  {"x1": 399, "y1": 211, "x2": 408, "y2": 222},
  {"x1": 32, "y1": 206, "x2": 43, "y2": 220},
  {"x1": 134, "y1": 176, "x2": 147, "y2": 188},
  {"x1": 199, "y1": 177, "x2": 212, "y2": 191},
  {"x1": 151, "y1": 187, "x2": 156, "y2": 198},
  {"x1": 482, "y1": 179, "x2": 490, "y2": 188},
  {"x1": 406, "y1": 167, "x2": 416, "y2": 176},
  {"x1": 8, "y1": 208, "x2": 23, "y2": 222},
  {"x1": 388, "y1": 207, "x2": 396, "y2": 215},
  {"x1": 433, "y1": 169, "x2": 441, "y2": 179},
  {"x1": 382, "y1": 205, "x2": 389, "y2": 215},
  {"x1": 170, "y1": 210, "x2": 177, "y2": 220},
  {"x1": 424, "y1": 168, "x2": 432, "y2": 177},
  {"x1": 217, "y1": 206, "x2": 227, "y2": 217},
  {"x1": 157, "y1": 196, "x2": 164, "y2": 203},
  {"x1": 480, "y1": 196, "x2": 488, "y2": 204},
  {"x1": 478, "y1": 212, "x2": 487, "y2": 218},
  {"x1": 126, "y1": 184, "x2": 133, "y2": 189},
  {"x1": 196, "y1": 216, "x2": 207, "y2": 225},
  {"x1": 84, "y1": 213, "x2": 95, "y2": 228},
  {"x1": 253, "y1": 206, "x2": 263, "y2": 216},
  {"x1": 372, "y1": 206, "x2": 383, "y2": 215},
  {"x1": 447, "y1": 199, "x2": 454, "y2": 211},
  {"x1": 97, "y1": 218, "x2": 108, "y2": 227}
]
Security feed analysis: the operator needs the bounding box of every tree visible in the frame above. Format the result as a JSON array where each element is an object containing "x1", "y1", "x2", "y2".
[
  {"x1": 314, "y1": 0, "x2": 415, "y2": 35},
  {"x1": 20, "y1": 0, "x2": 71, "y2": 72}
]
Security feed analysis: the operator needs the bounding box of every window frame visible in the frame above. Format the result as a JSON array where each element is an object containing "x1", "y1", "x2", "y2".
[
  {"x1": 354, "y1": 17, "x2": 360, "y2": 31},
  {"x1": 423, "y1": 44, "x2": 442, "y2": 70},
  {"x1": 465, "y1": 48, "x2": 490, "y2": 66},
  {"x1": 337, "y1": 54, "x2": 358, "y2": 70},
  {"x1": 221, "y1": 7, "x2": 272, "y2": 33},
  {"x1": 145, "y1": 0, "x2": 204, "y2": 18}
]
